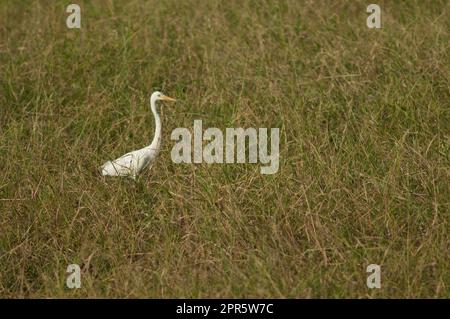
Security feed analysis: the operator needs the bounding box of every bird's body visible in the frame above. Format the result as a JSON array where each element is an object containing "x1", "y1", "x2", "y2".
[
  {"x1": 100, "y1": 91, "x2": 176, "y2": 179},
  {"x1": 100, "y1": 144, "x2": 159, "y2": 180}
]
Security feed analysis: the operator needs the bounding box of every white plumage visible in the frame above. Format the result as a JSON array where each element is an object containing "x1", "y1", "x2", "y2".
[{"x1": 100, "y1": 91, "x2": 176, "y2": 179}]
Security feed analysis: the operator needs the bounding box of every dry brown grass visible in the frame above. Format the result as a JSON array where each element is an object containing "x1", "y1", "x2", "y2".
[{"x1": 0, "y1": 0, "x2": 449, "y2": 297}]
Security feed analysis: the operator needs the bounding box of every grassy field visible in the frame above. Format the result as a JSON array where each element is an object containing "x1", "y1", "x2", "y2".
[{"x1": 0, "y1": 0, "x2": 449, "y2": 298}]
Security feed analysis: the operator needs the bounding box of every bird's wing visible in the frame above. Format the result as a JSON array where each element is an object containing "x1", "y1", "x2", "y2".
[
  {"x1": 101, "y1": 147, "x2": 158, "y2": 177},
  {"x1": 101, "y1": 152, "x2": 136, "y2": 176}
]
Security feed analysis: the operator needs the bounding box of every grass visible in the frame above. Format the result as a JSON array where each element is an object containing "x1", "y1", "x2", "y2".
[{"x1": 0, "y1": 0, "x2": 449, "y2": 298}]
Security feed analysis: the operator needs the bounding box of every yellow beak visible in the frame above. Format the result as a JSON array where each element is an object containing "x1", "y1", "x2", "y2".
[{"x1": 161, "y1": 95, "x2": 176, "y2": 102}]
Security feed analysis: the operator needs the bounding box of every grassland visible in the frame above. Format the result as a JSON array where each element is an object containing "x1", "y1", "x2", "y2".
[{"x1": 0, "y1": 0, "x2": 449, "y2": 298}]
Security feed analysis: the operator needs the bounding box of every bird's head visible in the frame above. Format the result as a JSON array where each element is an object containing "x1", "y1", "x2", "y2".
[{"x1": 151, "y1": 91, "x2": 176, "y2": 103}]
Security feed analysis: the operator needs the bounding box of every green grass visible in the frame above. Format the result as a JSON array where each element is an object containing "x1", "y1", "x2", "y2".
[{"x1": 0, "y1": 0, "x2": 449, "y2": 298}]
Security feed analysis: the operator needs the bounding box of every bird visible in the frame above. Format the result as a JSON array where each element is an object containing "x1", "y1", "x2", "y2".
[{"x1": 100, "y1": 91, "x2": 176, "y2": 179}]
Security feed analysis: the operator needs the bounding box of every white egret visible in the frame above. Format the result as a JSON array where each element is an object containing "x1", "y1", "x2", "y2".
[{"x1": 100, "y1": 91, "x2": 176, "y2": 179}]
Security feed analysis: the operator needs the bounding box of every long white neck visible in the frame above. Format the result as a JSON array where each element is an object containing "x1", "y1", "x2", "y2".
[{"x1": 149, "y1": 97, "x2": 161, "y2": 150}]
